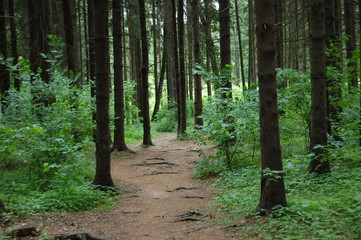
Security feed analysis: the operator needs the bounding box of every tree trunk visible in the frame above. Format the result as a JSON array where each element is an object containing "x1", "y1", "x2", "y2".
[
  {"x1": 274, "y1": 0, "x2": 284, "y2": 69},
  {"x1": 164, "y1": 0, "x2": 176, "y2": 103},
  {"x1": 191, "y1": 0, "x2": 203, "y2": 127},
  {"x1": 113, "y1": 0, "x2": 131, "y2": 152},
  {"x1": 288, "y1": 0, "x2": 298, "y2": 70},
  {"x1": 248, "y1": 0, "x2": 257, "y2": 85},
  {"x1": 0, "y1": 0, "x2": 10, "y2": 109},
  {"x1": 92, "y1": 0, "x2": 114, "y2": 188},
  {"x1": 152, "y1": 47, "x2": 166, "y2": 121},
  {"x1": 62, "y1": 0, "x2": 77, "y2": 80},
  {"x1": 139, "y1": 0, "x2": 153, "y2": 146},
  {"x1": 344, "y1": 0, "x2": 357, "y2": 89},
  {"x1": 8, "y1": 0, "x2": 20, "y2": 91},
  {"x1": 178, "y1": 0, "x2": 187, "y2": 135},
  {"x1": 202, "y1": 0, "x2": 219, "y2": 75},
  {"x1": 87, "y1": 0, "x2": 96, "y2": 141},
  {"x1": 325, "y1": 0, "x2": 342, "y2": 142},
  {"x1": 234, "y1": 0, "x2": 246, "y2": 89},
  {"x1": 38, "y1": 0, "x2": 51, "y2": 83},
  {"x1": 308, "y1": 0, "x2": 330, "y2": 174},
  {"x1": 187, "y1": 0, "x2": 193, "y2": 100},
  {"x1": 255, "y1": 0, "x2": 287, "y2": 213},
  {"x1": 219, "y1": 0, "x2": 233, "y2": 97}
]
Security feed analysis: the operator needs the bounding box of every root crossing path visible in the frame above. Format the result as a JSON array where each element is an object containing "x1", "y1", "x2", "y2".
[{"x1": 43, "y1": 133, "x2": 232, "y2": 239}]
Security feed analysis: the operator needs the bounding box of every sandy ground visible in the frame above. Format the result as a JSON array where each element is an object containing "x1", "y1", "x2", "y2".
[{"x1": 11, "y1": 133, "x2": 233, "y2": 239}]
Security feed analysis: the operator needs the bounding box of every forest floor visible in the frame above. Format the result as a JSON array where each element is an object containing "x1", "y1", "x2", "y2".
[{"x1": 16, "y1": 133, "x2": 234, "y2": 240}]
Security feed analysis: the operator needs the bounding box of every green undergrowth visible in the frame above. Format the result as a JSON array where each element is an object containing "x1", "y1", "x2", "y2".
[{"x1": 203, "y1": 159, "x2": 361, "y2": 239}]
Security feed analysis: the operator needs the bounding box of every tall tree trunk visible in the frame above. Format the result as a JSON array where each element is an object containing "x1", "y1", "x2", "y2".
[
  {"x1": 139, "y1": 0, "x2": 153, "y2": 146},
  {"x1": 255, "y1": 0, "x2": 287, "y2": 214},
  {"x1": 8, "y1": 0, "x2": 20, "y2": 91},
  {"x1": 202, "y1": 0, "x2": 219, "y2": 75},
  {"x1": 38, "y1": 0, "x2": 51, "y2": 83},
  {"x1": 152, "y1": 0, "x2": 158, "y2": 108},
  {"x1": 274, "y1": 0, "x2": 284, "y2": 69},
  {"x1": 288, "y1": 0, "x2": 298, "y2": 70},
  {"x1": 344, "y1": 0, "x2": 357, "y2": 89},
  {"x1": 62, "y1": 0, "x2": 77, "y2": 80},
  {"x1": 164, "y1": 0, "x2": 177, "y2": 104},
  {"x1": 219, "y1": 0, "x2": 233, "y2": 97},
  {"x1": 92, "y1": 0, "x2": 114, "y2": 188},
  {"x1": 308, "y1": 0, "x2": 330, "y2": 174},
  {"x1": 28, "y1": 0, "x2": 40, "y2": 80},
  {"x1": 234, "y1": 0, "x2": 246, "y2": 89},
  {"x1": 0, "y1": 0, "x2": 10, "y2": 108},
  {"x1": 187, "y1": 0, "x2": 194, "y2": 100},
  {"x1": 191, "y1": 0, "x2": 203, "y2": 127},
  {"x1": 128, "y1": 1, "x2": 142, "y2": 115},
  {"x1": 87, "y1": 0, "x2": 96, "y2": 141},
  {"x1": 113, "y1": 0, "x2": 131, "y2": 152},
  {"x1": 325, "y1": 0, "x2": 342, "y2": 142},
  {"x1": 248, "y1": 0, "x2": 257, "y2": 85},
  {"x1": 178, "y1": 0, "x2": 187, "y2": 135}
]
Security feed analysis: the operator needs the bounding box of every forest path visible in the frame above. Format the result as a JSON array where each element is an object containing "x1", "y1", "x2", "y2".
[{"x1": 41, "y1": 133, "x2": 232, "y2": 239}]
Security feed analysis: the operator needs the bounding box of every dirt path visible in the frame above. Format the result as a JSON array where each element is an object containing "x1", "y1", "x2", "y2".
[{"x1": 36, "y1": 133, "x2": 232, "y2": 239}]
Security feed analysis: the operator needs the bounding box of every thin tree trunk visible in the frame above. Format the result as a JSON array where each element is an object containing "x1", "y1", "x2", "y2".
[
  {"x1": 38, "y1": 0, "x2": 51, "y2": 83},
  {"x1": 325, "y1": 0, "x2": 342, "y2": 142},
  {"x1": 344, "y1": 0, "x2": 357, "y2": 89},
  {"x1": 113, "y1": 0, "x2": 131, "y2": 152},
  {"x1": 139, "y1": 0, "x2": 153, "y2": 146},
  {"x1": 191, "y1": 0, "x2": 203, "y2": 127},
  {"x1": 255, "y1": 0, "x2": 287, "y2": 213},
  {"x1": 202, "y1": 0, "x2": 219, "y2": 75},
  {"x1": 234, "y1": 0, "x2": 246, "y2": 89},
  {"x1": 8, "y1": 0, "x2": 20, "y2": 91},
  {"x1": 62, "y1": 0, "x2": 77, "y2": 79},
  {"x1": 274, "y1": 0, "x2": 284, "y2": 69},
  {"x1": 0, "y1": 0, "x2": 10, "y2": 107},
  {"x1": 187, "y1": 0, "x2": 194, "y2": 100},
  {"x1": 87, "y1": 0, "x2": 96, "y2": 141},
  {"x1": 178, "y1": 0, "x2": 187, "y2": 135},
  {"x1": 152, "y1": 48, "x2": 166, "y2": 121},
  {"x1": 248, "y1": 0, "x2": 256, "y2": 85},
  {"x1": 308, "y1": 0, "x2": 330, "y2": 174},
  {"x1": 92, "y1": 0, "x2": 114, "y2": 188}
]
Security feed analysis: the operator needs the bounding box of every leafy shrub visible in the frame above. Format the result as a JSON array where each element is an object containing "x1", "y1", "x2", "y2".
[{"x1": 194, "y1": 66, "x2": 260, "y2": 173}]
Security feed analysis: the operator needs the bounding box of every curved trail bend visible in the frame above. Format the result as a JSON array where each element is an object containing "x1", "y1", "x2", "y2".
[{"x1": 42, "y1": 133, "x2": 232, "y2": 239}]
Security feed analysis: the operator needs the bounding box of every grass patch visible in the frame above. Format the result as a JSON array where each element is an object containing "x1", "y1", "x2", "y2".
[{"x1": 210, "y1": 160, "x2": 361, "y2": 239}]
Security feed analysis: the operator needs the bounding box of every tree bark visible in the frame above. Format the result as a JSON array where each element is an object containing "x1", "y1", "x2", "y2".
[
  {"x1": 219, "y1": 0, "x2": 232, "y2": 97},
  {"x1": 164, "y1": 0, "x2": 177, "y2": 103},
  {"x1": 178, "y1": 0, "x2": 187, "y2": 135},
  {"x1": 186, "y1": 0, "x2": 193, "y2": 100},
  {"x1": 92, "y1": 0, "x2": 114, "y2": 188},
  {"x1": 8, "y1": 0, "x2": 20, "y2": 91},
  {"x1": 248, "y1": 0, "x2": 257, "y2": 85},
  {"x1": 0, "y1": 0, "x2": 10, "y2": 108},
  {"x1": 113, "y1": 0, "x2": 131, "y2": 152},
  {"x1": 191, "y1": 0, "x2": 203, "y2": 127},
  {"x1": 274, "y1": 0, "x2": 284, "y2": 69},
  {"x1": 152, "y1": 47, "x2": 166, "y2": 121},
  {"x1": 308, "y1": 0, "x2": 330, "y2": 174},
  {"x1": 325, "y1": 0, "x2": 342, "y2": 142},
  {"x1": 87, "y1": 0, "x2": 96, "y2": 141},
  {"x1": 344, "y1": 0, "x2": 357, "y2": 89},
  {"x1": 62, "y1": 0, "x2": 77, "y2": 80},
  {"x1": 234, "y1": 0, "x2": 246, "y2": 89},
  {"x1": 255, "y1": 0, "x2": 287, "y2": 213},
  {"x1": 139, "y1": 0, "x2": 153, "y2": 146}
]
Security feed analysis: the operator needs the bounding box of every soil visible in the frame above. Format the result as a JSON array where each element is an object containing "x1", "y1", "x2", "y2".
[{"x1": 10, "y1": 133, "x2": 233, "y2": 240}]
